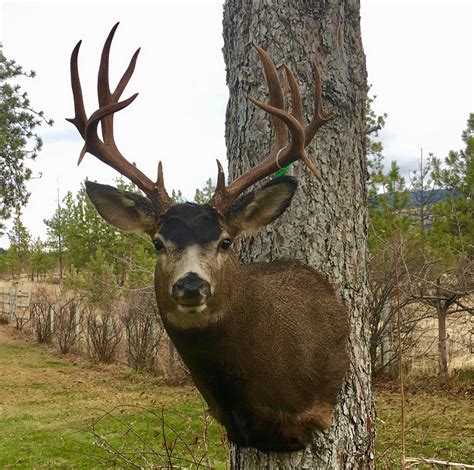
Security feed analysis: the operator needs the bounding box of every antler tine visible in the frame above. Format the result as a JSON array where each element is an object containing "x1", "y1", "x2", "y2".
[
  {"x1": 253, "y1": 43, "x2": 287, "y2": 150},
  {"x1": 304, "y1": 67, "x2": 333, "y2": 146},
  {"x1": 67, "y1": 40, "x2": 87, "y2": 138},
  {"x1": 67, "y1": 23, "x2": 172, "y2": 214},
  {"x1": 215, "y1": 159, "x2": 226, "y2": 193},
  {"x1": 98, "y1": 23, "x2": 140, "y2": 143},
  {"x1": 210, "y1": 44, "x2": 332, "y2": 214},
  {"x1": 282, "y1": 64, "x2": 304, "y2": 126},
  {"x1": 97, "y1": 23, "x2": 117, "y2": 144}
]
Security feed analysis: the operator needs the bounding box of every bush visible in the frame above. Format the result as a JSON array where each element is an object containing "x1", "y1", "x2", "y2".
[
  {"x1": 122, "y1": 292, "x2": 163, "y2": 373},
  {"x1": 53, "y1": 295, "x2": 83, "y2": 354},
  {"x1": 86, "y1": 307, "x2": 123, "y2": 364},
  {"x1": 30, "y1": 298, "x2": 52, "y2": 344}
]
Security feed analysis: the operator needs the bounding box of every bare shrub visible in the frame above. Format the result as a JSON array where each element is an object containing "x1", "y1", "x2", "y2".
[
  {"x1": 369, "y1": 235, "x2": 474, "y2": 378},
  {"x1": 12, "y1": 296, "x2": 32, "y2": 331},
  {"x1": 30, "y1": 299, "x2": 52, "y2": 344},
  {"x1": 122, "y1": 292, "x2": 163, "y2": 373},
  {"x1": 53, "y1": 296, "x2": 83, "y2": 354},
  {"x1": 86, "y1": 307, "x2": 123, "y2": 364},
  {"x1": 30, "y1": 287, "x2": 84, "y2": 353},
  {"x1": 12, "y1": 308, "x2": 31, "y2": 331},
  {"x1": 368, "y1": 240, "x2": 434, "y2": 376}
]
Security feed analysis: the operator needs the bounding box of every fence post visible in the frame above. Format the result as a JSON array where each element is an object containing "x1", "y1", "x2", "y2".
[
  {"x1": 75, "y1": 304, "x2": 81, "y2": 351},
  {"x1": 380, "y1": 304, "x2": 394, "y2": 371},
  {"x1": 0, "y1": 288, "x2": 5, "y2": 316},
  {"x1": 8, "y1": 293, "x2": 13, "y2": 323},
  {"x1": 49, "y1": 305, "x2": 55, "y2": 335},
  {"x1": 9, "y1": 284, "x2": 19, "y2": 323}
]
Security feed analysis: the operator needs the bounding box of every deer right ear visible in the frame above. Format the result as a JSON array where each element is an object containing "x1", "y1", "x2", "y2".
[
  {"x1": 85, "y1": 181, "x2": 159, "y2": 233},
  {"x1": 224, "y1": 176, "x2": 297, "y2": 236}
]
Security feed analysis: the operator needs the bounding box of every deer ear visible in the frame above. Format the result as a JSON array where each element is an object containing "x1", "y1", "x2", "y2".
[
  {"x1": 85, "y1": 181, "x2": 159, "y2": 233},
  {"x1": 224, "y1": 176, "x2": 297, "y2": 235}
]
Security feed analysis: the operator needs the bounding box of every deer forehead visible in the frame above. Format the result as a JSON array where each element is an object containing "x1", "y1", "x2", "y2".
[{"x1": 158, "y1": 203, "x2": 223, "y2": 250}]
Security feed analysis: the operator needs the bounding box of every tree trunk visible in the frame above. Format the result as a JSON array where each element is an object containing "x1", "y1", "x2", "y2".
[
  {"x1": 223, "y1": 1, "x2": 373, "y2": 468},
  {"x1": 58, "y1": 240, "x2": 64, "y2": 281},
  {"x1": 435, "y1": 278, "x2": 449, "y2": 377},
  {"x1": 437, "y1": 306, "x2": 448, "y2": 376}
]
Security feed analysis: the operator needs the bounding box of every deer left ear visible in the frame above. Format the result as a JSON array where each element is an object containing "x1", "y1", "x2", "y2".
[
  {"x1": 85, "y1": 181, "x2": 159, "y2": 233},
  {"x1": 224, "y1": 176, "x2": 297, "y2": 235}
]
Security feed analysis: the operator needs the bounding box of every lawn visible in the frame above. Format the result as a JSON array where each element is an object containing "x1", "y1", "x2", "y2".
[
  {"x1": 0, "y1": 326, "x2": 227, "y2": 468},
  {"x1": 0, "y1": 325, "x2": 472, "y2": 468}
]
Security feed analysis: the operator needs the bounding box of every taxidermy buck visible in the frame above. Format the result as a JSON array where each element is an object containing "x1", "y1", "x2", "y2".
[{"x1": 67, "y1": 24, "x2": 349, "y2": 451}]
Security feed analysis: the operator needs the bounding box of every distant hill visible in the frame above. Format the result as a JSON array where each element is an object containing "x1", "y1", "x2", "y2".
[
  {"x1": 407, "y1": 188, "x2": 455, "y2": 207},
  {"x1": 369, "y1": 188, "x2": 456, "y2": 209}
]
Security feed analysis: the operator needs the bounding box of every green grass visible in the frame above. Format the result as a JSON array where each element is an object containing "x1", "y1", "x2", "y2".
[
  {"x1": 0, "y1": 327, "x2": 227, "y2": 469},
  {"x1": 0, "y1": 326, "x2": 472, "y2": 469},
  {"x1": 0, "y1": 404, "x2": 227, "y2": 469}
]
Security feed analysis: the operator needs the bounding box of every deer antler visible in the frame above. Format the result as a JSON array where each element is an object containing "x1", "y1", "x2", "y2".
[
  {"x1": 67, "y1": 23, "x2": 172, "y2": 213},
  {"x1": 210, "y1": 44, "x2": 333, "y2": 214}
]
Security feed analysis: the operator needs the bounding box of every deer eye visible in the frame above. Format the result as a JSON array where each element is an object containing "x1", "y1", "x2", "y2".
[
  {"x1": 153, "y1": 239, "x2": 165, "y2": 252},
  {"x1": 219, "y1": 238, "x2": 232, "y2": 251}
]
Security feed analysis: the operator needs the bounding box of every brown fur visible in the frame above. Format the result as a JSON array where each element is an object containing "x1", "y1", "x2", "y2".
[{"x1": 156, "y1": 254, "x2": 349, "y2": 451}]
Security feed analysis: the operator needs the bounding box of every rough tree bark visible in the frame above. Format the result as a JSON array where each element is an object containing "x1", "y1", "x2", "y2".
[{"x1": 222, "y1": 1, "x2": 373, "y2": 468}]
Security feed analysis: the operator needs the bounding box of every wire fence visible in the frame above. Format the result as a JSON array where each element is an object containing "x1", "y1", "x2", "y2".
[
  {"x1": 0, "y1": 284, "x2": 31, "y2": 329},
  {"x1": 0, "y1": 283, "x2": 185, "y2": 381}
]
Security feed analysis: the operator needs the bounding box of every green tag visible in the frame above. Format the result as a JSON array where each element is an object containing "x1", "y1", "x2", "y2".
[{"x1": 274, "y1": 163, "x2": 294, "y2": 178}]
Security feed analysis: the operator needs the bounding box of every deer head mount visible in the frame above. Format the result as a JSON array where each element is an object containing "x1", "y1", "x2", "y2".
[{"x1": 68, "y1": 24, "x2": 349, "y2": 452}]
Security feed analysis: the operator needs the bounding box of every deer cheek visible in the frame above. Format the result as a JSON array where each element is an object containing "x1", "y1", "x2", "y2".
[{"x1": 154, "y1": 260, "x2": 173, "y2": 299}]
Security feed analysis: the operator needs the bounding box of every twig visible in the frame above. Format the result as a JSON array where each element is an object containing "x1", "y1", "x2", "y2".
[
  {"x1": 405, "y1": 457, "x2": 474, "y2": 469},
  {"x1": 94, "y1": 434, "x2": 143, "y2": 469},
  {"x1": 160, "y1": 407, "x2": 174, "y2": 468},
  {"x1": 201, "y1": 408, "x2": 213, "y2": 469}
]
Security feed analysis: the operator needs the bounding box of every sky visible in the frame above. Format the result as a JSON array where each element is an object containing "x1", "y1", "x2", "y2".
[{"x1": 0, "y1": 0, "x2": 472, "y2": 248}]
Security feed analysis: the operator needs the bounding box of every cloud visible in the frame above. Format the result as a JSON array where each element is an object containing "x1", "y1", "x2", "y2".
[{"x1": 43, "y1": 128, "x2": 78, "y2": 143}]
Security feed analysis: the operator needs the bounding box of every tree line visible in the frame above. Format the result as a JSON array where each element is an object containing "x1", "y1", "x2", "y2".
[{"x1": 367, "y1": 111, "x2": 473, "y2": 377}]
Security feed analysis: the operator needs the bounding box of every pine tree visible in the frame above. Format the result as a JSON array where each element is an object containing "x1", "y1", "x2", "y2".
[
  {"x1": 6, "y1": 210, "x2": 31, "y2": 278},
  {"x1": 0, "y1": 46, "x2": 52, "y2": 231}
]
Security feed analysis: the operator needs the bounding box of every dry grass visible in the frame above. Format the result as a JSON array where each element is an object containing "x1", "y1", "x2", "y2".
[
  {"x1": 0, "y1": 278, "x2": 60, "y2": 296},
  {"x1": 375, "y1": 376, "x2": 474, "y2": 468}
]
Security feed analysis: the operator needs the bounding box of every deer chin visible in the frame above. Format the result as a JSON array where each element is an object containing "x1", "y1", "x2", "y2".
[
  {"x1": 162, "y1": 302, "x2": 225, "y2": 330},
  {"x1": 177, "y1": 304, "x2": 207, "y2": 314}
]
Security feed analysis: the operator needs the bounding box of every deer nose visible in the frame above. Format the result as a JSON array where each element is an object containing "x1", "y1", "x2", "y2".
[{"x1": 172, "y1": 272, "x2": 211, "y2": 305}]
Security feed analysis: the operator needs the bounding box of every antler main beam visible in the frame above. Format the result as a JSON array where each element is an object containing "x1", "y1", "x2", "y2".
[
  {"x1": 67, "y1": 23, "x2": 172, "y2": 213},
  {"x1": 210, "y1": 44, "x2": 333, "y2": 214}
]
